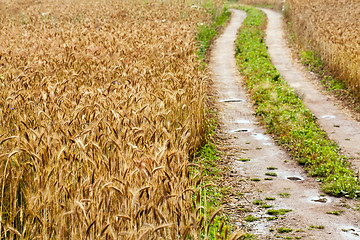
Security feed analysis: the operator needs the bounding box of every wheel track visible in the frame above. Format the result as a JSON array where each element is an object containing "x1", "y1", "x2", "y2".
[{"x1": 210, "y1": 8, "x2": 360, "y2": 239}]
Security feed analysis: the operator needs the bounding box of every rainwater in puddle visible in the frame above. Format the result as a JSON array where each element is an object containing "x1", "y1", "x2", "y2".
[
  {"x1": 339, "y1": 225, "x2": 360, "y2": 239},
  {"x1": 286, "y1": 176, "x2": 304, "y2": 181},
  {"x1": 230, "y1": 128, "x2": 253, "y2": 133},
  {"x1": 306, "y1": 195, "x2": 331, "y2": 204},
  {"x1": 251, "y1": 132, "x2": 273, "y2": 145},
  {"x1": 219, "y1": 99, "x2": 245, "y2": 103},
  {"x1": 320, "y1": 115, "x2": 336, "y2": 119}
]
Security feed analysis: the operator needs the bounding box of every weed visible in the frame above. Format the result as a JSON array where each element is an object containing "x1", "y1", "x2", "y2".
[
  {"x1": 267, "y1": 167, "x2": 278, "y2": 170},
  {"x1": 278, "y1": 228, "x2": 293, "y2": 233},
  {"x1": 261, "y1": 204, "x2": 273, "y2": 208},
  {"x1": 266, "y1": 172, "x2": 278, "y2": 176},
  {"x1": 265, "y1": 197, "x2": 276, "y2": 200},
  {"x1": 279, "y1": 192, "x2": 291, "y2": 198},
  {"x1": 240, "y1": 158, "x2": 251, "y2": 162},
  {"x1": 251, "y1": 178, "x2": 261, "y2": 182},
  {"x1": 267, "y1": 209, "x2": 292, "y2": 216},
  {"x1": 326, "y1": 210, "x2": 343, "y2": 215},
  {"x1": 197, "y1": 6, "x2": 231, "y2": 60},
  {"x1": 244, "y1": 215, "x2": 260, "y2": 222},
  {"x1": 309, "y1": 225, "x2": 325, "y2": 229},
  {"x1": 253, "y1": 199, "x2": 264, "y2": 205}
]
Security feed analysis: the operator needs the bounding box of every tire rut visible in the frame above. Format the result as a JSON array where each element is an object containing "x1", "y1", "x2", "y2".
[
  {"x1": 261, "y1": 8, "x2": 360, "y2": 171},
  {"x1": 210, "y1": 9, "x2": 360, "y2": 240}
]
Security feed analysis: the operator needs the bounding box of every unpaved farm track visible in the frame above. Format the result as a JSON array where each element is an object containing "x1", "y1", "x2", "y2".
[
  {"x1": 210, "y1": 9, "x2": 360, "y2": 239},
  {"x1": 261, "y1": 8, "x2": 360, "y2": 171}
]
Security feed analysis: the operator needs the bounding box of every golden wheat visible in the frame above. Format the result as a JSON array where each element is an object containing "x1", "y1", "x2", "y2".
[
  {"x1": 285, "y1": 0, "x2": 360, "y2": 95},
  {"x1": 0, "y1": 0, "x2": 226, "y2": 239},
  {"x1": 236, "y1": 0, "x2": 283, "y2": 9}
]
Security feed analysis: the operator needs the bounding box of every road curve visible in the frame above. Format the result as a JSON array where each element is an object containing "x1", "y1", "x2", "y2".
[
  {"x1": 210, "y1": 8, "x2": 360, "y2": 239},
  {"x1": 261, "y1": 8, "x2": 360, "y2": 172}
]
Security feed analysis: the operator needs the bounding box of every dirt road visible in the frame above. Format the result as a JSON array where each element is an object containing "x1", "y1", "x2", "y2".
[
  {"x1": 261, "y1": 8, "x2": 360, "y2": 172},
  {"x1": 210, "y1": 8, "x2": 360, "y2": 239}
]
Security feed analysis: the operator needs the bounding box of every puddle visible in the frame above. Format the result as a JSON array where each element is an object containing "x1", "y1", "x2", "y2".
[
  {"x1": 286, "y1": 176, "x2": 304, "y2": 181},
  {"x1": 230, "y1": 128, "x2": 253, "y2": 133},
  {"x1": 219, "y1": 99, "x2": 245, "y2": 103},
  {"x1": 234, "y1": 119, "x2": 253, "y2": 124},
  {"x1": 320, "y1": 115, "x2": 336, "y2": 119},
  {"x1": 339, "y1": 225, "x2": 360, "y2": 239},
  {"x1": 310, "y1": 197, "x2": 330, "y2": 203},
  {"x1": 251, "y1": 132, "x2": 273, "y2": 145}
]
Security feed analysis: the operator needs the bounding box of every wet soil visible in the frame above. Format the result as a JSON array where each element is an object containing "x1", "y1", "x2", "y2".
[{"x1": 209, "y1": 9, "x2": 360, "y2": 239}]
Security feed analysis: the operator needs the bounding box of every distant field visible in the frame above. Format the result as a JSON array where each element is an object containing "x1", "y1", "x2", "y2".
[
  {"x1": 237, "y1": 0, "x2": 282, "y2": 8},
  {"x1": 0, "y1": 0, "x2": 222, "y2": 238},
  {"x1": 285, "y1": 0, "x2": 360, "y2": 96},
  {"x1": 237, "y1": 0, "x2": 360, "y2": 98}
]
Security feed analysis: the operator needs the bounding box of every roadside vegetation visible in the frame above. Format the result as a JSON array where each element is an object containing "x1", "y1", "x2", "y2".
[
  {"x1": 0, "y1": 0, "x2": 234, "y2": 239},
  {"x1": 234, "y1": 6, "x2": 360, "y2": 197},
  {"x1": 284, "y1": 0, "x2": 360, "y2": 99},
  {"x1": 235, "y1": 0, "x2": 282, "y2": 10}
]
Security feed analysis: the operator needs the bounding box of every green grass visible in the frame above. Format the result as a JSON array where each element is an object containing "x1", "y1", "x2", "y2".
[
  {"x1": 326, "y1": 210, "x2": 343, "y2": 215},
  {"x1": 265, "y1": 172, "x2": 277, "y2": 177},
  {"x1": 261, "y1": 204, "x2": 273, "y2": 209},
  {"x1": 196, "y1": 5, "x2": 231, "y2": 60},
  {"x1": 279, "y1": 192, "x2": 291, "y2": 198},
  {"x1": 265, "y1": 197, "x2": 276, "y2": 200},
  {"x1": 234, "y1": 6, "x2": 360, "y2": 198},
  {"x1": 239, "y1": 158, "x2": 251, "y2": 162},
  {"x1": 309, "y1": 225, "x2": 325, "y2": 230},
  {"x1": 244, "y1": 215, "x2": 260, "y2": 222},
  {"x1": 266, "y1": 209, "x2": 292, "y2": 216},
  {"x1": 192, "y1": 5, "x2": 234, "y2": 239},
  {"x1": 278, "y1": 228, "x2": 293, "y2": 233},
  {"x1": 252, "y1": 199, "x2": 264, "y2": 205}
]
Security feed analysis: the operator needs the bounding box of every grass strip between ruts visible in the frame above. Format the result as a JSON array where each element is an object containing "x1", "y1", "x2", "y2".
[{"x1": 234, "y1": 6, "x2": 360, "y2": 198}]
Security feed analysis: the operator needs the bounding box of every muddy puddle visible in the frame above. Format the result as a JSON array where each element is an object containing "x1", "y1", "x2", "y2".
[{"x1": 219, "y1": 98, "x2": 245, "y2": 103}]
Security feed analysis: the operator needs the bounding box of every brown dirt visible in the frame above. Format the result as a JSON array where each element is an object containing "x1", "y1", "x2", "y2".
[{"x1": 209, "y1": 9, "x2": 360, "y2": 240}]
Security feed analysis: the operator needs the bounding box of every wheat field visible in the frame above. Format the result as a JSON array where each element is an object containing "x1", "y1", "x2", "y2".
[
  {"x1": 236, "y1": 0, "x2": 282, "y2": 8},
  {"x1": 284, "y1": 0, "x2": 360, "y2": 95},
  {"x1": 0, "y1": 0, "x2": 225, "y2": 238}
]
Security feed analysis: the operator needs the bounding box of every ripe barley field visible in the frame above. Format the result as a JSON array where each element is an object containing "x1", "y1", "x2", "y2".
[
  {"x1": 0, "y1": 0, "x2": 225, "y2": 239},
  {"x1": 284, "y1": 0, "x2": 360, "y2": 96}
]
